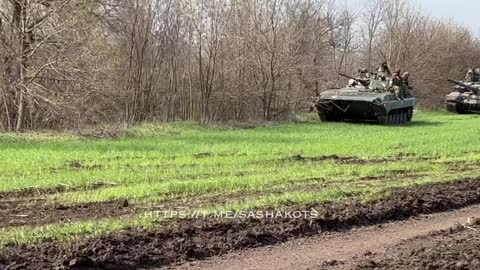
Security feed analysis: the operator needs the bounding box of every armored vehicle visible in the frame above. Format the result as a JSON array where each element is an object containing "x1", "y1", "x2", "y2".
[
  {"x1": 314, "y1": 73, "x2": 417, "y2": 125},
  {"x1": 445, "y1": 69, "x2": 480, "y2": 114}
]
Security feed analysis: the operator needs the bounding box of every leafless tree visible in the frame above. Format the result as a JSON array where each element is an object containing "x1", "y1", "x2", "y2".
[{"x1": 1, "y1": 0, "x2": 479, "y2": 131}]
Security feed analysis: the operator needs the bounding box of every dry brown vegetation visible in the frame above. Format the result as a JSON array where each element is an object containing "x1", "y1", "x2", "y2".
[{"x1": 1, "y1": 0, "x2": 479, "y2": 130}]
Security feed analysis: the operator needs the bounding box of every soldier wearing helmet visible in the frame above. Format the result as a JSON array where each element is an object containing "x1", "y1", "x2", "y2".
[
  {"x1": 472, "y1": 67, "x2": 480, "y2": 82},
  {"x1": 376, "y1": 61, "x2": 391, "y2": 78},
  {"x1": 357, "y1": 68, "x2": 370, "y2": 80},
  {"x1": 402, "y1": 71, "x2": 413, "y2": 97},
  {"x1": 389, "y1": 69, "x2": 404, "y2": 99},
  {"x1": 465, "y1": 68, "x2": 474, "y2": 82}
]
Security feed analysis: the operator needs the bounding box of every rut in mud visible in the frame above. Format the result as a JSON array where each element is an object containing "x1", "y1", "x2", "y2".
[
  {"x1": 0, "y1": 178, "x2": 479, "y2": 270},
  {"x1": 180, "y1": 205, "x2": 480, "y2": 270},
  {"x1": 0, "y1": 170, "x2": 423, "y2": 228},
  {"x1": 354, "y1": 222, "x2": 480, "y2": 270},
  {"x1": 0, "y1": 181, "x2": 118, "y2": 199},
  {"x1": 288, "y1": 153, "x2": 438, "y2": 164},
  {"x1": 0, "y1": 199, "x2": 135, "y2": 228}
]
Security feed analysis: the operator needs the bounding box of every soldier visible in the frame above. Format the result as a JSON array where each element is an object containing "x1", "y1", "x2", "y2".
[
  {"x1": 402, "y1": 71, "x2": 413, "y2": 97},
  {"x1": 388, "y1": 69, "x2": 403, "y2": 99},
  {"x1": 473, "y1": 67, "x2": 480, "y2": 82},
  {"x1": 309, "y1": 93, "x2": 321, "y2": 112},
  {"x1": 465, "y1": 68, "x2": 474, "y2": 82},
  {"x1": 348, "y1": 79, "x2": 358, "y2": 87},
  {"x1": 376, "y1": 61, "x2": 391, "y2": 78},
  {"x1": 357, "y1": 68, "x2": 370, "y2": 80}
]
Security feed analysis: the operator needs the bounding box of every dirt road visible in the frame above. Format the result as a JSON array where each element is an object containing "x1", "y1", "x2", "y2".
[{"x1": 174, "y1": 204, "x2": 480, "y2": 270}]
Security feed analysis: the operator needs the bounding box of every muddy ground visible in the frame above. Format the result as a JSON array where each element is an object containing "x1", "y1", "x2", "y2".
[
  {"x1": 179, "y1": 205, "x2": 480, "y2": 270},
  {"x1": 0, "y1": 170, "x2": 425, "y2": 229},
  {"x1": 0, "y1": 178, "x2": 479, "y2": 270},
  {"x1": 354, "y1": 223, "x2": 480, "y2": 270},
  {"x1": 0, "y1": 198, "x2": 135, "y2": 228}
]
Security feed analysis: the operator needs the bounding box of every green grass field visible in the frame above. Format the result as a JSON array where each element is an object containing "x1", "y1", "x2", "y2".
[{"x1": 1, "y1": 111, "x2": 479, "y2": 246}]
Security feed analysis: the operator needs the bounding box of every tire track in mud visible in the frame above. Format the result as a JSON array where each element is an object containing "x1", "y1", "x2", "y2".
[
  {"x1": 1, "y1": 178, "x2": 480, "y2": 270},
  {"x1": 0, "y1": 169, "x2": 426, "y2": 229},
  {"x1": 0, "y1": 181, "x2": 133, "y2": 228},
  {"x1": 0, "y1": 181, "x2": 118, "y2": 199},
  {"x1": 286, "y1": 153, "x2": 439, "y2": 165},
  {"x1": 351, "y1": 223, "x2": 480, "y2": 270},
  {"x1": 353, "y1": 223, "x2": 480, "y2": 270},
  {"x1": 177, "y1": 206, "x2": 480, "y2": 270},
  {"x1": 0, "y1": 199, "x2": 136, "y2": 228}
]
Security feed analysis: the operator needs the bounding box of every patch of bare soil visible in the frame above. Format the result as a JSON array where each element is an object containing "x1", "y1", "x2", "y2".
[
  {"x1": 289, "y1": 154, "x2": 390, "y2": 164},
  {"x1": 0, "y1": 199, "x2": 135, "y2": 228},
  {"x1": 355, "y1": 222, "x2": 480, "y2": 270},
  {"x1": 179, "y1": 206, "x2": 480, "y2": 270},
  {"x1": 0, "y1": 181, "x2": 117, "y2": 199},
  {"x1": 288, "y1": 153, "x2": 437, "y2": 165},
  {"x1": 446, "y1": 161, "x2": 480, "y2": 173},
  {"x1": 0, "y1": 178, "x2": 479, "y2": 270}
]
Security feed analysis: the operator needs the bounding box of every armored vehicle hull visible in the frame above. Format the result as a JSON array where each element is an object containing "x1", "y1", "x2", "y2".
[
  {"x1": 445, "y1": 75, "x2": 480, "y2": 114},
  {"x1": 445, "y1": 91, "x2": 480, "y2": 114},
  {"x1": 315, "y1": 88, "x2": 417, "y2": 125}
]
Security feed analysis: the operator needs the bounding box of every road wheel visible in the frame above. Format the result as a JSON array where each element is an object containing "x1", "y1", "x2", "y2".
[
  {"x1": 393, "y1": 113, "x2": 400, "y2": 125},
  {"x1": 406, "y1": 108, "x2": 413, "y2": 122},
  {"x1": 399, "y1": 112, "x2": 406, "y2": 124},
  {"x1": 318, "y1": 111, "x2": 328, "y2": 121},
  {"x1": 377, "y1": 114, "x2": 387, "y2": 125}
]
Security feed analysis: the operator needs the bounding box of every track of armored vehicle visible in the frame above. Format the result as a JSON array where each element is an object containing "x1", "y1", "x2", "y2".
[
  {"x1": 446, "y1": 78, "x2": 480, "y2": 114},
  {"x1": 315, "y1": 75, "x2": 417, "y2": 125}
]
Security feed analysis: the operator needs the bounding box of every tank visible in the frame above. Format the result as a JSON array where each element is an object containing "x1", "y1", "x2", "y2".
[
  {"x1": 445, "y1": 73, "x2": 480, "y2": 114},
  {"x1": 314, "y1": 73, "x2": 418, "y2": 125}
]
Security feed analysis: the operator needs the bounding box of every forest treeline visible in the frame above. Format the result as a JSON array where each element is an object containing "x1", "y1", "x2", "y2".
[{"x1": 1, "y1": 0, "x2": 479, "y2": 130}]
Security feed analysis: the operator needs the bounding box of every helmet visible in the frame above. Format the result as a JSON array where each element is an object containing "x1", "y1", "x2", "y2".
[
  {"x1": 348, "y1": 79, "x2": 356, "y2": 86},
  {"x1": 402, "y1": 71, "x2": 410, "y2": 77}
]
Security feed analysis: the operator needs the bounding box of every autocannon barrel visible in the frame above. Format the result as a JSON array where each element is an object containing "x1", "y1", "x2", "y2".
[
  {"x1": 339, "y1": 73, "x2": 369, "y2": 86},
  {"x1": 339, "y1": 73, "x2": 356, "y2": 81}
]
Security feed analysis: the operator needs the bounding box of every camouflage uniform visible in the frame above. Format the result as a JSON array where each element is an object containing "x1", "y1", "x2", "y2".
[
  {"x1": 309, "y1": 95, "x2": 321, "y2": 112},
  {"x1": 473, "y1": 67, "x2": 480, "y2": 82},
  {"x1": 389, "y1": 69, "x2": 403, "y2": 99},
  {"x1": 402, "y1": 71, "x2": 412, "y2": 97},
  {"x1": 376, "y1": 62, "x2": 391, "y2": 78},
  {"x1": 463, "y1": 67, "x2": 480, "y2": 83},
  {"x1": 465, "y1": 68, "x2": 474, "y2": 82},
  {"x1": 357, "y1": 68, "x2": 370, "y2": 80}
]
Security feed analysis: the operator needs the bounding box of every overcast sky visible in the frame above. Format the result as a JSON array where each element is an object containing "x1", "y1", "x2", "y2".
[
  {"x1": 413, "y1": 0, "x2": 480, "y2": 35},
  {"x1": 344, "y1": 0, "x2": 480, "y2": 36}
]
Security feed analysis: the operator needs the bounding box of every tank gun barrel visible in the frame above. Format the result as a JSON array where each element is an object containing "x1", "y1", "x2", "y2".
[{"x1": 446, "y1": 78, "x2": 479, "y2": 95}]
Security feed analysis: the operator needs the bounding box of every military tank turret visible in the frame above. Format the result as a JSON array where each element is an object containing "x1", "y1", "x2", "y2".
[
  {"x1": 445, "y1": 68, "x2": 480, "y2": 114},
  {"x1": 314, "y1": 73, "x2": 417, "y2": 125}
]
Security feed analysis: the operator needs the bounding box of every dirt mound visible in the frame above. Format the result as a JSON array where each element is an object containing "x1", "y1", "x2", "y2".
[
  {"x1": 1, "y1": 178, "x2": 479, "y2": 270},
  {"x1": 355, "y1": 224, "x2": 480, "y2": 270}
]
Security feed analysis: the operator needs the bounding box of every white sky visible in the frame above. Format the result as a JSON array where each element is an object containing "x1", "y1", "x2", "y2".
[
  {"x1": 344, "y1": 0, "x2": 480, "y2": 36},
  {"x1": 413, "y1": 0, "x2": 480, "y2": 35}
]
